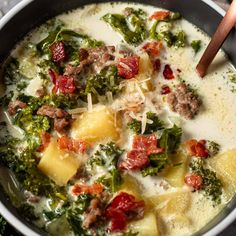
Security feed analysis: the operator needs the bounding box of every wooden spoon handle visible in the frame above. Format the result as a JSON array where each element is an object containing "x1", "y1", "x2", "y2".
[{"x1": 196, "y1": 0, "x2": 236, "y2": 77}]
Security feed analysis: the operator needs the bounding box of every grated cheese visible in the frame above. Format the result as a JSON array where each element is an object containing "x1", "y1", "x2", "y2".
[
  {"x1": 68, "y1": 107, "x2": 88, "y2": 114},
  {"x1": 87, "y1": 93, "x2": 93, "y2": 112},
  {"x1": 106, "y1": 91, "x2": 113, "y2": 104},
  {"x1": 135, "y1": 82, "x2": 146, "y2": 102},
  {"x1": 141, "y1": 112, "x2": 147, "y2": 134}
]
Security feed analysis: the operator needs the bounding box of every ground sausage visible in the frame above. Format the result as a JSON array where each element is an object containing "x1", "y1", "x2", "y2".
[
  {"x1": 8, "y1": 100, "x2": 27, "y2": 116},
  {"x1": 37, "y1": 105, "x2": 71, "y2": 133},
  {"x1": 82, "y1": 198, "x2": 102, "y2": 229},
  {"x1": 167, "y1": 83, "x2": 201, "y2": 119}
]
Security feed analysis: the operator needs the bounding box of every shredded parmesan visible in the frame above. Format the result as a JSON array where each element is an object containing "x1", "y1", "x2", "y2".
[
  {"x1": 106, "y1": 91, "x2": 113, "y2": 104},
  {"x1": 87, "y1": 93, "x2": 93, "y2": 112},
  {"x1": 119, "y1": 62, "x2": 132, "y2": 71},
  {"x1": 68, "y1": 107, "x2": 88, "y2": 114},
  {"x1": 141, "y1": 112, "x2": 147, "y2": 134},
  {"x1": 135, "y1": 82, "x2": 146, "y2": 102},
  {"x1": 137, "y1": 77, "x2": 151, "y2": 84}
]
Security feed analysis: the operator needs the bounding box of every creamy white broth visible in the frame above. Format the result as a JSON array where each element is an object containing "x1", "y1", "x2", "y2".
[{"x1": 1, "y1": 2, "x2": 236, "y2": 236}]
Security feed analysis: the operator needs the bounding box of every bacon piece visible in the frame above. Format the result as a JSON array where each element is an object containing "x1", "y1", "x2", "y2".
[
  {"x1": 132, "y1": 134, "x2": 163, "y2": 155},
  {"x1": 49, "y1": 69, "x2": 76, "y2": 94},
  {"x1": 149, "y1": 11, "x2": 170, "y2": 21},
  {"x1": 58, "y1": 136, "x2": 87, "y2": 154},
  {"x1": 72, "y1": 183, "x2": 104, "y2": 196},
  {"x1": 161, "y1": 85, "x2": 171, "y2": 95},
  {"x1": 119, "y1": 150, "x2": 149, "y2": 170},
  {"x1": 185, "y1": 174, "x2": 203, "y2": 190},
  {"x1": 37, "y1": 132, "x2": 51, "y2": 152},
  {"x1": 118, "y1": 56, "x2": 140, "y2": 79},
  {"x1": 49, "y1": 41, "x2": 66, "y2": 62},
  {"x1": 153, "y1": 58, "x2": 161, "y2": 72},
  {"x1": 142, "y1": 41, "x2": 163, "y2": 57},
  {"x1": 163, "y1": 64, "x2": 174, "y2": 80},
  {"x1": 8, "y1": 100, "x2": 27, "y2": 116},
  {"x1": 105, "y1": 192, "x2": 145, "y2": 233},
  {"x1": 185, "y1": 139, "x2": 209, "y2": 158}
]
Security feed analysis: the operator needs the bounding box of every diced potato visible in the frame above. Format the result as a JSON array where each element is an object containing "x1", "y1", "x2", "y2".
[
  {"x1": 71, "y1": 106, "x2": 121, "y2": 144},
  {"x1": 161, "y1": 152, "x2": 189, "y2": 187},
  {"x1": 135, "y1": 53, "x2": 154, "y2": 92},
  {"x1": 148, "y1": 191, "x2": 191, "y2": 215},
  {"x1": 130, "y1": 212, "x2": 160, "y2": 236},
  {"x1": 119, "y1": 174, "x2": 142, "y2": 200},
  {"x1": 209, "y1": 148, "x2": 236, "y2": 201},
  {"x1": 38, "y1": 138, "x2": 80, "y2": 186}
]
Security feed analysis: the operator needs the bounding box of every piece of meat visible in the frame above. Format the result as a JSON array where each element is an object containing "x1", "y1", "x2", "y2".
[
  {"x1": 118, "y1": 56, "x2": 140, "y2": 79},
  {"x1": 37, "y1": 105, "x2": 68, "y2": 119},
  {"x1": 8, "y1": 100, "x2": 27, "y2": 116},
  {"x1": 82, "y1": 198, "x2": 103, "y2": 229},
  {"x1": 142, "y1": 41, "x2": 163, "y2": 57},
  {"x1": 37, "y1": 132, "x2": 51, "y2": 152},
  {"x1": 37, "y1": 105, "x2": 71, "y2": 133},
  {"x1": 49, "y1": 41, "x2": 66, "y2": 63},
  {"x1": 149, "y1": 11, "x2": 170, "y2": 21},
  {"x1": 161, "y1": 85, "x2": 171, "y2": 95},
  {"x1": 163, "y1": 64, "x2": 175, "y2": 80},
  {"x1": 185, "y1": 173, "x2": 203, "y2": 190},
  {"x1": 167, "y1": 83, "x2": 201, "y2": 119}
]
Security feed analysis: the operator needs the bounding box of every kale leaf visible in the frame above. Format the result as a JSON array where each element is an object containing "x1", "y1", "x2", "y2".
[
  {"x1": 102, "y1": 7, "x2": 147, "y2": 45},
  {"x1": 128, "y1": 112, "x2": 165, "y2": 134},
  {"x1": 191, "y1": 40, "x2": 201, "y2": 54}
]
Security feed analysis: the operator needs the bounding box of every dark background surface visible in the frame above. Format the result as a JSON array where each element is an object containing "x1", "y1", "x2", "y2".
[{"x1": 0, "y1": 0, "x2": 235, "y2": 235}]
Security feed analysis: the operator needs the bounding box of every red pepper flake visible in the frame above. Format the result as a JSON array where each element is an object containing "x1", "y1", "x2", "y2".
[
  {"x1": 185, "y1": 139, "x2": 209, "y2": 158},
  {"x1": 142, "y1": 41, "x2": 163, "y2": 57},
  {"x1": 184, "y1": 173, "x2": 203, "y2": 190},
  {"x1": 58, "y1": 136, "x2": 87, "y2": 154},
  {"x1": 72, "y1": 183, "x2": 104, "y2": 196},
  {"x1": 149, "y1": 11, "x2": 170, "y2": 21},
  {"x1": 153, "y1": 58, "x2": 161, "y2": 72},
  {"x1": 163, "y1": 64, "x2": 175, "y2": 80},
  {"x1": 118, "y1": 56, "x2": 140, "y2": 79},
  {"x1": 49, "y1": 41, "x2": 66, "y2": 62},
  {"x1": 161, "y1": 85, "x2": 171, "y2": 95},
  {"x1": 37, "y1": 132, "x2": 51, "y2": 152},
  {"x1": 105, "y1": 192, "x2": 145, "y2": 233}
]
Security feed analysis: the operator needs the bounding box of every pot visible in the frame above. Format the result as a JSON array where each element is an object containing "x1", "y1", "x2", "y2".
[{"x1": 0, "y1": 0, "x2": 235, "y2": 235}]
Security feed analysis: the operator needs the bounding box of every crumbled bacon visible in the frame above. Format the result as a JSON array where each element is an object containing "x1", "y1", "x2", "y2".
[
  {"x1": 49, "y1": 69, "x2": 76, "y2": 94},
  {"x1": 119, "y1": 135, "x2": 164, "y2": 170},
  {"x1": 132, "y1": 134, "x2": 163, "y2": 155},
  {"x1": 142, "y1": 41, "x2": 163, "y2": 57},
  {"x1": 72, "y1": 183, "x2": 104, "y2": 196},
  {"x1": 8, "y1": 100, "x2": 27, "y2": 116},
  {"x1": 163, "y1": 64, "x2": 174, "y2": 80},
  {"x1": 57, "y1": 136, "x2": 87, "y2": 153},
  {"x1": 161, "y1": 85, "x2": 171, "y2": 95},
  {"x1": 153, "y1": 58, "x2": 161, "y2": 72},
  {"x1": 149, "y1": 11, "x2": 170, "y2": 21},
  {"x1": 37, "y1": 132, "x2": 51, "y2": 152},
  {"x1": 119, "y1": 150, "x2": 149, "y2": 170},
  {"x1": 185, "y1": 139, "x2": 209, "y2": 158},
  {"x1": 105, "y1": 192, "x2": 145, "y2": 232},
  {"x1": 185, "y1": 173, "x2": 203, "y2": 190},
  {"x1": 49, "y1": 41, "x2": 66, "y2": 62},
  {"x1": 118, "y1": 56, "x2": 140, "y2": 79}
]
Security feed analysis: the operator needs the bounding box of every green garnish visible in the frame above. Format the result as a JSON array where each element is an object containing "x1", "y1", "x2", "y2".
[{"x1": 191, "y1": 40, "x2": 201, "y2": 54}]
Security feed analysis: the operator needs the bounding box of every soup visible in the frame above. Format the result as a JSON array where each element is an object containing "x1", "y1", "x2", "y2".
[{"x1": 1, "y1": 2, "x2": 236, "y2": 236}]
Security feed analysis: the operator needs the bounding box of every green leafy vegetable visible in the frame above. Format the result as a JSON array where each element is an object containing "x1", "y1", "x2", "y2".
[
  {"x1": 190, "y1": 159, "x2": 222, "y2": 204},
  {"x1": 142, "y1": 125, "x2": 182, "y2": 177},
  {"x1": 0, "y1": 215, "x2": 21, "y2": 236},
  {"x1": 84, "y1": 66, "x2": 122, "y2": 99},
  {"x1": 206, "y1": 141, "x2": 220, "y2": 157},
  {"x1": 102, "y1": 7, "x2": 147, "y2": 45},
  {"x1": 191, "y1": 40, "x2": 201, "y2": 54},
  {"x1": 128, "y1": 112, "x2": 165, "y2": 134}
]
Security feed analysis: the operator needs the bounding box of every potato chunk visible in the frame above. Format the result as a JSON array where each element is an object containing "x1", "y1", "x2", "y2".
[
  {"x1": 71, "y1": 107, "x2": 121, "y2": 143},
  {"x1": 161, "y1": 152, "x2": 189, "y2": 187},
  {"x1": 130, "y1": 212, "x2": 160, "y2": 236},
  {"x1": 209, "y1": 148, "x2": 236, "y2": 201},
  {"x1": 148, "y1": 191, "x2": 191, "y2": 215},
  {"x1": 38, "y1": 139, "x2": 80, "y2": 186}
]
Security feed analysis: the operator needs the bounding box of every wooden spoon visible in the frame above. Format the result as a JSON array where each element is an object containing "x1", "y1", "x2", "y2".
[{"x1": 196, "y1": 0, "x2": 236, "y2": 77}]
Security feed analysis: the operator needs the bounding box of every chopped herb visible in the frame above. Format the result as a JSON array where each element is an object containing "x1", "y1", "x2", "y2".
[
  {"x1": 191, "y1": 40, "x2": 201, "y2": 54},
  {"x1": 102, "y1": 7, "x2": 147, "y2": 45},
  {"x1": 190, "y1": 159, "x2": 222, "y2": 204},
  {"x1": 84, "y1": 66, "x2": 122, "y2": 100},
  {"x1": 128, "y1": 112, "x2": 165, "y2": 134},
  {"x1": 206, "y1": 141, "x2": 220, "y2": 157}
]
